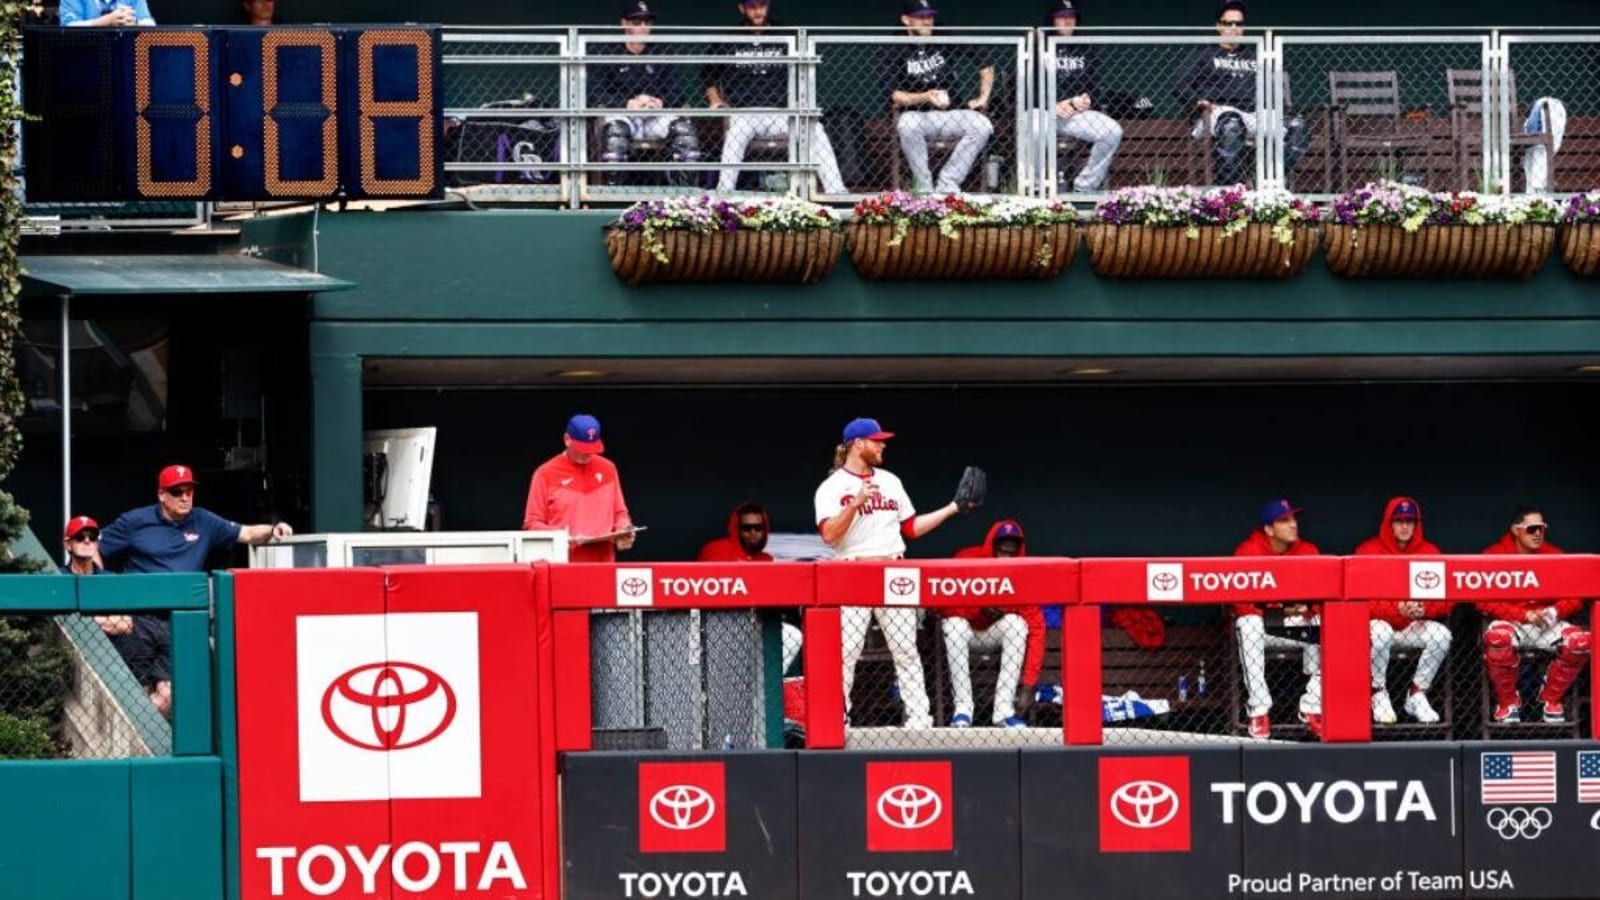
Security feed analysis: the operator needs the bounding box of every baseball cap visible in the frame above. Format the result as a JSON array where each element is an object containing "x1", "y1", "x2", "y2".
[
  {"x1": 994, "y1": 520, "x2": 1025, "y2": 540},
  {"x1": 842, "y1": 417, "x2": 894, "y2": 443},
  {"x1": 1217, "y1": 0, "x2": 1247, "y2": 16},
  {"x1": 158, "y1": 464, "x2": 199, "y2": 492},
  {"x1": 1044, "y1": 0, "x2": 1079, "y2": 22},
  {"x1": 901, "y1": 0, "x2": 937, "y2": 18},
  {"x1": 1390, "y1": 499, "x2": 1420, "y2": 521},
  {"x1": 566, "y1": 414, "x2": 606, "y2": 453},
  {"x1": 64, "y1": 515, "x2": 99, "y2": 539},
  {"x1": 620, "y1": 0, "x2": 655, "y2": 20},
  {"x1": 738, "y1": 0, "x2": 767, "y2": 5},
  {"x1": 1258, "y1": 498, "x2": 1302, "y2": 526}
]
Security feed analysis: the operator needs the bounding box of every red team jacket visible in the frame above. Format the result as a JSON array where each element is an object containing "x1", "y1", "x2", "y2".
[
  {"x1": 521, "y1": 451, "x2": 632, "y2": 563},
  {"x1": 1478, "y1": 533, "x2": 1581, "y2": 623},
  {"x1": 946, "y1": 520, "x2": 1046, "y2": 687},
  {"x1": 697, "y1": 504, "x2": 774, "y2": 562},
  {"x1": 1356, "y1": 496, "x2": 1448, "y2": 628},
  {"x1": 1231, "y1": 528, "x2": 1322, "y2": 618}
]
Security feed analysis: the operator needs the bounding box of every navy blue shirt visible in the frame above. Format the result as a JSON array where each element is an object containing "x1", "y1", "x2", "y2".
[{"x1": 98, "y1": 504, "x2": 242, "y2": 573}]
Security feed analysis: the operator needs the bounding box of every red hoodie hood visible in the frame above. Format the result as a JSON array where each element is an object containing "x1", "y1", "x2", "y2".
[
  {"x1": 696, "y1": 502, "x2": 773, "y2": 562},
  {"x1": 1483, "y1": 533, "x2": 1563, "y2": 556},
  {"x1": 1233, "y1": 529, "x2": 1320, "y2": 556},
  {"x1": 953, "y1": 519, "x2": 1027, "y2": 558},
  {"x1": 1356, "y1": 496, "x2": 1440, "y2": 555},
  {"x1": 726, "y1": 502, "x2": 770, "y2": 555}
]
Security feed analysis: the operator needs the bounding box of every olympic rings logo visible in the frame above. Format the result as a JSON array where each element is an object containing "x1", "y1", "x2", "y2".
[{"x1": 1485, "y1": 806, "x2": 1552, "y2": 841}]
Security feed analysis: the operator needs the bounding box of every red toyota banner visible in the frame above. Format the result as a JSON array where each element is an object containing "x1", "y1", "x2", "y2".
[
  {"x1": 233, "y1": 566, "x2": 544, "y2": 899},
  {"x1": 1343, "y1": 554, "x2": 1600, "y2": 601},
  {"x1": 812, "y1": 558, "x2": 1078, "y2": 608},
  {"x1": 547, "y1": 561, "x2": 815, "y2": 609},
  {"x1": 1080, "y1": 557, "x2": 1344, "y2": 604}
]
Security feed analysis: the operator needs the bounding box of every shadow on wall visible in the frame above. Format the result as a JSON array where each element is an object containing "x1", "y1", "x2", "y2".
[{"x1": 364, "y1": 381, "x2": 1600, "y2": 562}]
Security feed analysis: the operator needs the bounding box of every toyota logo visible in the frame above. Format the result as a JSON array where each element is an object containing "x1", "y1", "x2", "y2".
[
  {"x1": 620, "y1": 577, "x2": 650, "y2": 597},
  {"x1": 1414, "y1": 570, "x2": 1441, "y2": 591},
  {"x1": 888, "y1": 576, "x2": 917, "y2": 597},
  {"x1": 876, "y1": 784, "x2": 943, "y2": 830},
  {"x1": 648, "y1": 785, "x2": 717, "y2": 831},
  {"x1": 320, "y1": 661, "x2": 457, "y2": 751},
  {"x1": 1486, "y1": 807, "x2": 1552, "y2": 841},
  {"x1": 1109, "y1": 780, "x2": 1180, "y2": 829},
  {"x1": 1151, "y1": 572, "x2": 1179, "y2": 593}
]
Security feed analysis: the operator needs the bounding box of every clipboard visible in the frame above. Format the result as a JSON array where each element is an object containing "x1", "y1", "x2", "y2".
[{"x1": 572, "y1": 525, "x2": 647, "y2": 546}]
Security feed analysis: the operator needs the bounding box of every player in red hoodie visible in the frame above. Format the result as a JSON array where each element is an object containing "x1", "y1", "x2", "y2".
[
  {"x1": 1234, "y1": 499, "x2": 1323, "y2": 739},
  {"x1": 942, "y1": 519, "x2": 1046, "y2": 728},
  {"x1": 697, "y1": 502, "x2": 803, "y2": 674},
  {"x1": 1480, "y1": 507, "x2": 1591, "y2": 723},
  {"x1": 1356, "y1": 497, "x2": 1450, "y2": 725}
]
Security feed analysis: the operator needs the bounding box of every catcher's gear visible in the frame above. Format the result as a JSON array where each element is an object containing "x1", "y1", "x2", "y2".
[{"x1": 952, "y1": 466, "x2": 987, "y2": 512}]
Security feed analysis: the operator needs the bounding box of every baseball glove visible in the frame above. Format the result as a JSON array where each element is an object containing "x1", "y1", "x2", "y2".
[{"x1": 952, "y1": 466, "x2": 987, "y2": 512}]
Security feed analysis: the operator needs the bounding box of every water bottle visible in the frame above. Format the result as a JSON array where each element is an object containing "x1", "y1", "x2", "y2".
[
  {"x1": 1197, "y1": 659, "x2": 1209, "y2": 698},
  {"x1": 984, "y1": 155, "x2": 1004, "y2": 192},
  {"x1": 722, "y1": 733, "x2": 735, "y2": 750},
  {"x1": 1177, "y1": 675, "x2": 1190, "y2": 702}
]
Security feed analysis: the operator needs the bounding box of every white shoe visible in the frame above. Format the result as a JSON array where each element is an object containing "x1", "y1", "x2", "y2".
[
  {"x1": 1371, "y1": 690, "x2": 1398, "y2": 724},
  {"x1": 1403, "y1": 690, "x2": 1440, "y2": 724}
]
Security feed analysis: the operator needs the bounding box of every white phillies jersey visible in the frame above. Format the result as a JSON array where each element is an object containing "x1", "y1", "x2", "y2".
[{"x1": 813, "y1": 466, "x2": 916, "y2": 559}]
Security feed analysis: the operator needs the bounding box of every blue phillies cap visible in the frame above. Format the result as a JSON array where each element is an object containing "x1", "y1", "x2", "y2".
[
  {"x1": 901, "y1": 0, "x2": 938, "y2": 18},
  {"x1": 1391, "y1": 499, "x2": 1420, "y2": 521},
  {"x1": 842, "y1": 417, "x2": 894, "y2": 443},
  {"x1": 566, "y1": 414, "x2": 605, "y2": 453},
  {"x1": 1258, "y1": 498, "x2": 1302, "y2": 526},
  {"x1": 995, "y1": 521, "x2": 1024, "y2": 540}
]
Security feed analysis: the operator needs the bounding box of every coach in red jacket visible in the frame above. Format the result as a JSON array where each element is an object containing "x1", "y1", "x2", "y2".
[
  {"x1": 1233, "y1": 499, "x2": 1322, "y2": 739},
  {"x1": 1480, "y1": 507, "x2": 1591, "y2": 723},
  {"x1": 1356, "y1": 497, "x2": 1450, "y2": 725},
  {"x1": 941, "y1": 519, "x2": 1045, "y2": 728}
]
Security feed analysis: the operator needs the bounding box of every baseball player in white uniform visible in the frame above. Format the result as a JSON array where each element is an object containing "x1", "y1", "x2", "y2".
[{"x1": 815, "y1": 417, "x2": 971, "y2": 730}]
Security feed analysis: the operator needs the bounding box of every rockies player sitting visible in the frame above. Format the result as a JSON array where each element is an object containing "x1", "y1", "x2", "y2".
[
  {"x1": 1172, "y1": 0, "x2": 1307, "y2": 186},
  {"x1": 1479, "y1": 507, "x2": 1591, "y2": 723},
  {"x1": 943, "y1": 520, "x2": 1045, "y2": 728},
  {"x1": 590, "y1": 1, "x2": 704, "y2": 181},
  {"x1": 890, "y1": 0, "x2": 995, "y2": 194},
  {"x1": 1233, "y1": 499, "x2": 1324, "y2": 739},
  {"x1": 706, "y1": 0, "x2": 848, "y2": 194},
  {"x1": 1046, "y1": 0, "x2": 1122, "y2": 193},
  {"x1": 815, "y1": 418, "x2": 969, "y2": 730}
]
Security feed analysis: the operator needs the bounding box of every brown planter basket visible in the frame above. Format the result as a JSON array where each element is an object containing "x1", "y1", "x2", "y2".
[
  {"x1": 604, "y1": 227, "x2": 844, "y2": 286},
  {"x1": 1323, "y1": 223, "x2": 1554, "y2": 279},
  {"x1": 1084, "y1": 223, "x2": 1318, "y2": 279},
  {"x1": 846, "y1": 223, "x2": 1077, "y2": 280},
  {"x1": 1559, "y1": 222, "x2": 1600, "y2": 277}
]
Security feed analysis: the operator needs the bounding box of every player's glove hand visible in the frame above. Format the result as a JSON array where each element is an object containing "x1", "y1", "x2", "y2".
[{"x1": 952, "y1": 466, "x2": 987, "y2": 512}]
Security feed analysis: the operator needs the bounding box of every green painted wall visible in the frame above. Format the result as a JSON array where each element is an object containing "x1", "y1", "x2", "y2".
[
  {"x1": 160, "y1": 0, "x2": 1595, "y2": 28},
  {"x1": 365, "y1": 382, "x2": 1600, "y2": 561}
]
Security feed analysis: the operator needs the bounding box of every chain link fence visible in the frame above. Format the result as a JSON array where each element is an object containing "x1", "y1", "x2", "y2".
[
  {"x1": 1276, "y1": 35, "x2": 1492, "y2": 195},
  {"x1": 0, "y1": 612, "x2": 172, "y2": 759},
  {"x1": 1500, "y1": 36, "x2": 1600, "y2": 195},
  {"x1": 1043, "y1": 34, "x2": 1266, "y2": 198},
  {"x1": 441, "y1": 31, "x2": 569, "y2": 205}
]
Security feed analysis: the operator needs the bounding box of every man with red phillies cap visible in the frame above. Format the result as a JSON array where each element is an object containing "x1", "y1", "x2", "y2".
[
  {"x1": 61, "y1": 515, "x2": 104, "y2": 576},
  {"x1": 1233, "y1": 498, "x2": 1323, "y2": 739},
  {"x1": 64, "y1": 514, "x2": 172, "y2": 715},
  {"x1": 1356, "y1": 496, "x2": 1450, "y2": 725},
  {"x1": 96, "y1": 465, "x2": 291, "y2": 716},
  {"x1": 1480, "y1": 506, "x2": 1591, "y2": 723},
  {"x1": 522, "y1": 414, "x2": 637, "y2": 563}
]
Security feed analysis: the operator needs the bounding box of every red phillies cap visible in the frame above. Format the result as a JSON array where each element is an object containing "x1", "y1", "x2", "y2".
[
  {"x1": 158, "y1": 464, "x2": 199, "y2": 491},
  {"x1": 64, "y1": 515, "x2": 99, "y2": 539}
]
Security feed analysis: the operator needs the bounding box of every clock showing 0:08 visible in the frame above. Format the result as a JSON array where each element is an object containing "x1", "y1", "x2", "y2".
[{"x1": 21, "y1": 26, "x2": 441, "y2": 202}]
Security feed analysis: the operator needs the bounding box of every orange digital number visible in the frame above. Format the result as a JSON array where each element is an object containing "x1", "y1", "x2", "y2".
[
  {"x1": 261, "y1": 30, "x2": 338, "y2": 196},
  {"x1": 356, "y1": 30, "x2": 436, "y2": 196},
  {"x1": 134, "y1": 31, "x2": 211, "y2": 197}
]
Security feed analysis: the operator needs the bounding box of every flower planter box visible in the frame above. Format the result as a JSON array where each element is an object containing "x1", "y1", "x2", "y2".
[
  {"x1": 1559, "y1": 223, "x2": 1600, "y2": 277},
  {"x1": 846, "y1": 223, "x2": 1077, "y2": 280},
  {"x1": 604, "y1": 227, "x2": 844, "y2": 286},
  {"x1": 1084, "y1": 223, "x2": 1317, "y2": 279},
  {"x1": 1323, "y1": 224, "x2": 1554, "y2": 279}
]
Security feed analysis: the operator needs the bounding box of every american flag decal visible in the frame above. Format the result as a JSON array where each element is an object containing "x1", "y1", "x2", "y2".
[
  {"x1": 1481, "y1": 751, "x2": 1557, "y2": 805},
  {"x1": 1578, "y1": 751, "x2": 1600, "y2": 804}
]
